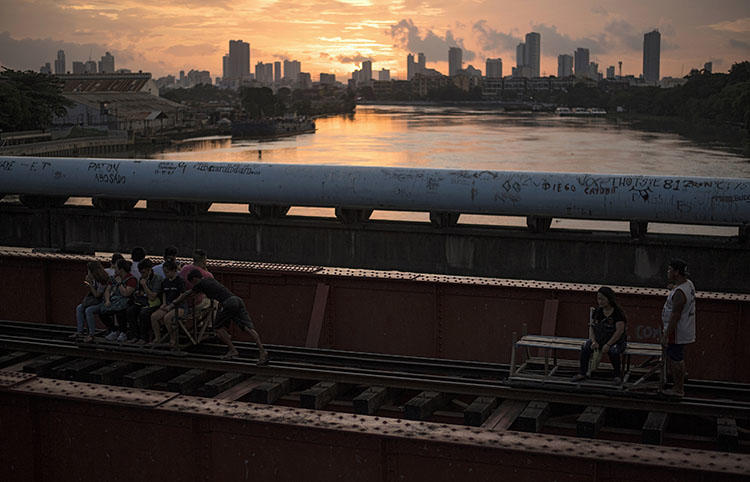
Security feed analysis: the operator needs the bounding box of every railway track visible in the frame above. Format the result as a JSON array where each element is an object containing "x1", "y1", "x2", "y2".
[{"x1": 0, "y1": 319, "x2": 748, "y2": 453}]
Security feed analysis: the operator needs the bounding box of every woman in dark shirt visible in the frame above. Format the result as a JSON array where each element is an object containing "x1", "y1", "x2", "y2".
[{"x1": 572, "y1": 286, "x2": 627, "y2": 385}]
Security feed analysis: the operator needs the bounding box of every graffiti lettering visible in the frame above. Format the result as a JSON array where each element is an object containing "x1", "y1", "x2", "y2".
[{"x1": 95, "y1": 173, "x2": 126, "y2": 184}]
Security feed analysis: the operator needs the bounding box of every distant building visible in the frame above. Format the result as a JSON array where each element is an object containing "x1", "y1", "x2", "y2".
[
  {"x1": 378, "y1": 69, "x2": 390, "y2": 81},
  {"x1": 72, "y1": 61, "x2": 85, "y2": 74},
  {"x1": 283, "y1": 60, "x2": 301, "y2": 82},
  {"x1": 557, "y1": 54, "x2": 573, "y2": 78},
  {"x1": 54, "y1": 50, "x2": 66, "y2": 75},
  {"x1": 40, "y1": 63, "x2": 51, "y2": 74},
  {"x1": 99, "y1": 52, "x2": 115, "y2": 73},
  {"x1": 187, "y1": 69, "x2": 212, "y2": 87},
  {"x1": 254, "y1": 62, "x2": 273, "y2": 85},
  {"x1": 407, "y1": 54, "x2": 415, "y2": 81},
  {"x1": 464, "y1": 65, "x2": 482, "y2": 78},
  {"x1": 53, "y1": 72, "x2": 184, "y2": 134},
  {"x1": 704, "y1": 61, "x2": 712, "y2": 73},
  {"x1": 298, "y1": 72, "x2": 312, "y2": 89},
  {"x1": 362, "y1": 60, "x2": 372, "y2": 82},
  {"x1": 574, "y1": 48, "x2": 590, "y2": 77},
  {"x1": 418, "y1": 53, "x2": 425, "y2": 72},
  {"x1": 320, "y1": 73, "x2": 336, "y2": 84},
  {"x1": 274, "y1": 61, "x2": 281, "y2": 82},
  {"x1": 226, "y1": 40, "x2": 250, "y2": 80},
  {"x1": 525, "y1": 32, "x2": 540, "y2": 77},
  {"x1": 449, "y1": 47, "x2": 462, "y2": 76},
  {"x1": 589, "y1": 62, "x2": 602, "y2": 81},
  {"x1": 222, "y1": 55, "x2": 229, "y2": 79},
  {"x1": 84, "y1": 60, "x2": 97, "y2": 74},
  {"x1": 485, "y1": 58, "x2": 502, "y2": 79},
  {"x1": 516, "y1": 43, "x2": 525, "y2": 73},
  {"x1": 606, "y1": 65, "x2": 615, "y2": 80},
  {"x1": 643, "y1": 30, "x2": 660, "y2": 83}
]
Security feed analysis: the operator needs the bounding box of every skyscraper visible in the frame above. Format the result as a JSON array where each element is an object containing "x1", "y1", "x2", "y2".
[
  {"x1": 516, "y1": 43, "x2": 525, "y2": 70},
  {"x1": 274, "y1": 61, "x2": 281, "y2": 82},
  {"x1": 378, "y1": 69, "x2": 390, "y2": 81},
  {"x1": 449, "y1": 47, "x2": 462, "y2": 76},
  {"x1": 417, "y1": 52, "x2": 426, "y2": 72},
  {"x1": 54, "y1": 50, "x2": 66, "y2": 74},
  {"x1": 227, "y1": 40, "x2": 250, "y2": 80},
  {"x1": 557, "y1": 54, "x2": 573, "y2": 78},
  {"x1": 643, "y1": 30, "x2": 661, "y2": 83},
  {"x1": 362, "y1": 60, "x2": 372, "y2": 82},
  {"x1": 283, "y1": 60, "x2": 301, "y2": 82},
  {"x1": 99, "y1": 51, "x2": 115, "y2": 73},
  {"x1": 485, "y1": 58, "x2": 502, "y2": 78},
  {"x1": 407, "y1": 54, "x2": 415, "y2": 80},
  {"x1": 255, "y1": 62, "x2": 273, "y2": 85},
  {"x1": 574, "y1": 48, "x2": 590, "y2": 77},
  {"x1": 84, "y1": 60, "x2": 97, "y2": 73},
  {"x1": 524, "y1": 32, "x2": 540, "y2": 77},
  {"x1": 606, "y1": 66, "x2": 615, "y2": 80}
]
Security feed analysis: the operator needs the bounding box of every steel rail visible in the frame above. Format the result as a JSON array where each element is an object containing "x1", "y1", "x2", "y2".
[{"x1": 1, "y1": 333, "x2": 749, "y2": 421}]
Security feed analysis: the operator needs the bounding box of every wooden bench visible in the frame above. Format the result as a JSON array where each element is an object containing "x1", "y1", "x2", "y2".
[{"x1": 509, "y1": 334, "x2": 663, "y2": 389}]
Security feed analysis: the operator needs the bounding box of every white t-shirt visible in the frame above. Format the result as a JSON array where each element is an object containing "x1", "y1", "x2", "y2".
[
  {"x1": 153, "y1": 263, "x2": 165, "y2": 279},
  {"x1": 661, "y1": 279, "x2": 696, "y2": 344},
  {"x1": 130, "y1": 260, "x2": 142, "y2": 280}
]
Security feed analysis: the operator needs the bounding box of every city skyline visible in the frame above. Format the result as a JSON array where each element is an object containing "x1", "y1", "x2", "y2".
[{"x1": 1, "y1": 1, "x2": 748, "y2": 79}]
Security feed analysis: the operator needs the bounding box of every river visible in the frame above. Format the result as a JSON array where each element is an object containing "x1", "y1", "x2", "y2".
[{"x1": 143, "y1": 105, "x2": 750, "y2": 235}]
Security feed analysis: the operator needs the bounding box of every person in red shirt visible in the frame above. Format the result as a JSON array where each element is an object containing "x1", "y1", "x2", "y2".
[{"x1": 178, "y1": 248, "x2": 214, "y2": 321}]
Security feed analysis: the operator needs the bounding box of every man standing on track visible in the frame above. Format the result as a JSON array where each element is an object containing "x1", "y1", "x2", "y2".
[
  {"x1": 660, "y1": 258, "x2": 696, "y2": 398},
  {"x1": 166, "y1": 270, "x2": 269, "y2": 364}
]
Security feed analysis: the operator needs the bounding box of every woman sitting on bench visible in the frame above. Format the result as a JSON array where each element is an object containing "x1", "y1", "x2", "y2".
[{"x1": 573, "y1": 286, "x2": 627, "y2": 385}]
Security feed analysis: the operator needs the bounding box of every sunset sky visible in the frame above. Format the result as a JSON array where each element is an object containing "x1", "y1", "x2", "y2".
[{"x1": 0, "y1": 0, "x2": 748, "y2": 80}]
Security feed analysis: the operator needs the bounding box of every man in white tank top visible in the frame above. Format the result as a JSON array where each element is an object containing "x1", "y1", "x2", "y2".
[{"x1": 660, "y1": 259, "x2": 696, "y2": 397}]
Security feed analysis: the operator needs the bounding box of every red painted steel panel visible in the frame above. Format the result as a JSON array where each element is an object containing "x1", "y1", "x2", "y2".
[{"x1": 1, "y1": 251, "x2": 748, "y2": 382}]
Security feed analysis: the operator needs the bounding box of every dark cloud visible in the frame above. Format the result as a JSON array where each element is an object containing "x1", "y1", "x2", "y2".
[
  {"x1": 529, "y1": 23, "x2": 607, "y2": 56},
  {"x1": 337, "y1": 53, "x2": 373, "y2": 65},
  {"x1": 729, "y1": 38, "x2": 750, "y2": 50},
  {"x1": 388, "y1": 18, "x2": 475, "y2": 62},
  {"x1": 0, "y1": 31, "x2": 168, "y2": 75},
  {"x1": 472, "y1": 20, "x2": 519, "y2": 52}
]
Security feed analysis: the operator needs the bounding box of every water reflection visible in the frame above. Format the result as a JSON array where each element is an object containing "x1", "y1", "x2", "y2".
[{"x1": 152, "y1": 105, "x2": 749, "y2": 177}]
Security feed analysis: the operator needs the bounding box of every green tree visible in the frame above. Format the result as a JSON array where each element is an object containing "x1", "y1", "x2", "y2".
[
  {"x1": 0, "y1": 68, "x2": 72, "y2": 132},
  {"x1": 240, "y1": 87, "x2": 284, "y2": 119}
]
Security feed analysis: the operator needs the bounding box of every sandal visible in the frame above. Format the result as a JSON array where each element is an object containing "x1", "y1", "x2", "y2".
[
  {"x1": 257, "y1": 352, "x2": 270, "y2": 366},
  {"x1": 222, "y1": 351, "x2": 239, "y2": 360}
]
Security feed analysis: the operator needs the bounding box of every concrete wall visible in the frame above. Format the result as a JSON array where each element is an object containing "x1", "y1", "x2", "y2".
[{"x1": 0, "y1": 204, "x2": 748, "y2": 292}]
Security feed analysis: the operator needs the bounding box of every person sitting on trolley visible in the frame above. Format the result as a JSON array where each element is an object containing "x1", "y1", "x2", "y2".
[
  {"x1": 572, "y1": 286, "x2": 627, "y2": 385},
  {"x1": 165, "y1": 269, "x2": 269, "y2": 364}
]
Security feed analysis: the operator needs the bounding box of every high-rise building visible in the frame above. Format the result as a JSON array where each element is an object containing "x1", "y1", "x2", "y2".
[
  {"x1": 516, "y1": 43, "x2": 525, "y2": 70},
  {"x1": 704, "y1": 62, "x2": 712, "y2": 73},
  {"x1": 449, "y1": 47, "x2": 462, "y2": 76},
  {"x1": 485, "y1": 58, "x2": 502, "y2": 78},
  {"x1": 643, "y1": 30, "x2": 660, "y2": 83},
  {"x1": 407, "y1": 54, "x2": 415, "y2": 80},
  {"x1": 557, "y1": 54, "x2": 573, "y2": 78},
  {"x1": 255, "y1": 62, "x2": 273, "y2": 85},
  {"x1": 283, "y1": 60, "x2": 301, "y2": 82},
  {"x1": 222, "y1": 55, "x2": 229, "y2": 79},
  {"x1": 274, "y1": 61, "x2": 281, "y2": 82},
  {"x1": 54, "y1": 50, "x2": 66, "y2": 74},
  {"x1": 299, "y1": 72, "x2": 312, "y2": 89},
  {"x1": 378, "y1": 69, "x2": 390, "y2": 81},
  {"x1": 589, "y1": 62, "x2": 600, "y2": 80},
  {"x1": 84, "y1": 60, "x2": 97, "y2": 73},
  {"x1": 361, "y1": 60, "x2": 372, "y2": 82},
  {"x1": 574, "y1": 48, "x2": 590, "y2": 77},
  {"x1": 320, "y1": 73, "x2": 336, "y2": 84},
  {"x1": 72, "y1": 61, "x2": 85, "y2": 74},
  {"x1": 227, "y1": 40, "x2": 250, "y2": 80},
  {"x1": 418, "y1": 53, "x2": 426, "y2": 72},
  {"x1": 606, "y1": 65, "x2": 615, "y2": 79},
  {"x1": 524, "y1": 32, "x2": 540, "y2": 77},
  {"x1": 40, "y1": 63, "x2": 51, "y2": 74},
  {"x1": 99, "y1": 51, "x2": 114, "y2": 73}
]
